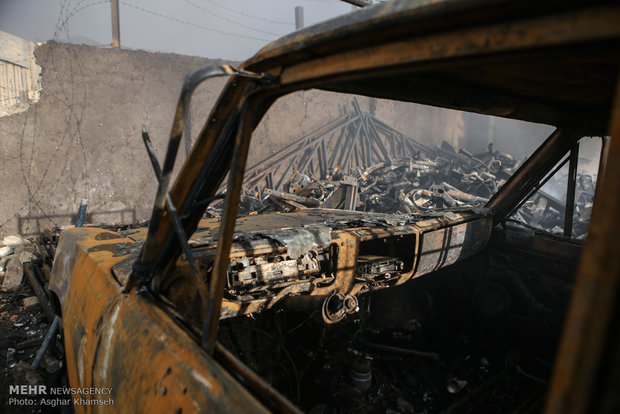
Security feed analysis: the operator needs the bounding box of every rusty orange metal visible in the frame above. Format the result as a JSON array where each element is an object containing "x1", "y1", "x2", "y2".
[
  {"x1": 544, "y1": 76, "x2": 620, "y2": 414},
  {"x1": 49, "y1": 228, "x2": 268, "y2": 413},
  {"x1": 46, "y1": 0, "x2": 620, "y2": 412}
]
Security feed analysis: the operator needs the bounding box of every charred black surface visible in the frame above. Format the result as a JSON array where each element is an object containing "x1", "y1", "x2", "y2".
[{"x1": 217, "y1": 230, "x2": 576, "y2": 413}]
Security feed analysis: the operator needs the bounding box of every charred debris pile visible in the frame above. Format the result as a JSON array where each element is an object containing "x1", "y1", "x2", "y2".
[
  {"x1": 212, "y1": 100, "x2": 592, "y2": 237},
  {"x1": 0, "y1": 233, "x2": 67, "y2": 402}
]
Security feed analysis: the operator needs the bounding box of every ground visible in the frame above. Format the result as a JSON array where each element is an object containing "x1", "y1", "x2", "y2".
[{"x1": 0, "y1": 276, "x2": 67, "y2": 413}]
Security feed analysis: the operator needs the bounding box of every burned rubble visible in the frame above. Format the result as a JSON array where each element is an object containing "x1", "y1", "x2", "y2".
[
  {"x1": 212, "y1": 102, "x2": 594, "y2": 240},
  {"x1": 1, "y1": 0, "x2": 617, "y2": 411},
  {"x1": 188, "y1": 104, "x2": 579, "y2": 412},
  {"x1": 1, "y1": 225, "x2": 563, "y2": 413},
  {"x1": 0, "y1": 233, "x2": 68, "y2": 413},
  {"x1": 0, "y1": 106, "x2": 594, "y2": 414}
]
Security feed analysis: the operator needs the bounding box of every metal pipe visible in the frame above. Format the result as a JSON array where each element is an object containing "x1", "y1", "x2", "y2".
[
  {"x1": 353, "y1": 100, "x2": 386, "y2": 163},
  {"x1": 275, "y1": 154, "x2": 298, "y2": 190},
  {"x1": 328, "y1": 122, "x2": 348, "y2": 169},
  {"x1": 23, "y1": 263, "x2": 55, "y2": 322},
  {"x1": 358, "y1": 121, "x2": 369, "y2": 166},
  {"x1": 374, "y1": 117, "x2": 436, "y2": 155},
  {"x1": 141, "y1": 126, "x2": 162, "y2": 181},
  {"x1": 353, "y1": 138, "x2": 361, "y2": 168},
  {"x1": 342, "y1": 123, "x2": 362, "y2": 169},
  {"x1": 136, "y1": 65, "x2": 236, "y2": 288},
  {"x1": 564, "y1": 142, "x2": 579, "y2": 237},
  {"x1": 336, "y1": 125, "x2": 354, "y2": 168},
  {"x1": 240, "y1": 115, "x2": 354, "y2": 188},
  {"x1": 76, "y1": 199, "x2": 88, "y2": 227},
  {"x1": 31, "y1": 315, "x2": 61, "y2": 369},
  {"x1": 319, "y1": 140, "x2": 328, "y2": 179},
  {"x1": 344, "y1": 125, "x2": 363, "y2": 169},
  {"x1": 244, "y1": 115, "x2": 351, "y2": 177},
  {"x1": 298, "y1": 146, "x2": 317, "y2": 174},
  {"x1": 366, "y1": 114, "x2": 391, "y2": 161}
]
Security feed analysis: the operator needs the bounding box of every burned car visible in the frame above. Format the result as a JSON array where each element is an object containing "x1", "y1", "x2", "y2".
[{"x1": 48, "y1": 0, "x2": 620, "y2": 413}]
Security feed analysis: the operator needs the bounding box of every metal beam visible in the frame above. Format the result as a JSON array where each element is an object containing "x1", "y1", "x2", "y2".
[
  {"x1": 545, "y1": 72, "x2": 620, "y2": 414},
  {"x1": 564, "y1": 142, "x2": 579, "y2": 237}
]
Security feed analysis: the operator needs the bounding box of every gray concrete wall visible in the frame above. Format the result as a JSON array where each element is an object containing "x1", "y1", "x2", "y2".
[
  {"x1": 0, "y1": 41, "x2": 231, "y2": 236},
  {"x1": 0, "y1": 41, "x2": 472, "y2": 237}
]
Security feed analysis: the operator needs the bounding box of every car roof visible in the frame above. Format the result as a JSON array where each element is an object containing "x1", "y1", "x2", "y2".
[{"x1": 243, "y1": 0, "x2": 620, "y2": 129}]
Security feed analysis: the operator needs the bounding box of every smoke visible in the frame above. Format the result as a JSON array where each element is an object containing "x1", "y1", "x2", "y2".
[{"x1": 462, "y1": 112, "x2": 555, "y2": 161}]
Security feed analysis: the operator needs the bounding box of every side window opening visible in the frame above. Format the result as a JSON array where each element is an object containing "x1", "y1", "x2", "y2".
[
  {"x1": 572, "y1": 137, "x2": 602, "y2": 238},
  {"x1": 509, "y1": 137, "x2": 602, "y2": 240}
]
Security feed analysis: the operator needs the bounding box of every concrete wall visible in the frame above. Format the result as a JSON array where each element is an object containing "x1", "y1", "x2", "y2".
[
  {"x1": 0, "y1": 30, "x2": 42, "y2": 118},
  {"x1": 0, "y1": 41, "x2": 230, "y2": 236},
  {"x1": 0, "y1": 41, "x2": 471, "y2": 237}
]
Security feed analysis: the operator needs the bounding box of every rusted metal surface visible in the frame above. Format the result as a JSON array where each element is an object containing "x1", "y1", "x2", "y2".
[
  {"x1": 138, "y1": 66, "x2": 237, "y2": 284},
  {"x1": 45, "y1": 0, "x2": 620, "y2": 412},
  {"x1": 49, "y1": 227, "x2": 268, "y2": 413},
  {"x1": 145, "y1": 0, "x2": 620, "y2": 290},
  {"x1": 103, "y1": 207, "x2": 489, "y2": 322},
  {"x1": 276, "y1": 5, "x2": 620, "y2": 91},
  {"x1": 414, "y1": 218, "x2": 492, "y2": 277},
  {"x1": 205, "y1": 105, "x2": 257, "y2": 353},
  {"x1": 544, "y1": 75, "x2": 620, "y2": 414},
  {"x1": 246, "y1": 0, "x2": 601, "y2": 69},
  {"x1": 199, "y1": 210, "x2": 488, "y2": 319}
]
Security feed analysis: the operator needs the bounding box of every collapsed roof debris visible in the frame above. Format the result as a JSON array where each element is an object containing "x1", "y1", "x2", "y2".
[{"x1": 212, "y1": 100, "x2": 594, "y2": 239}]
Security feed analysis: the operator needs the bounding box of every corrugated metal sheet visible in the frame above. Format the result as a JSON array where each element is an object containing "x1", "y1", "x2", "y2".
[{"x1": 0, "y1": 30, "x2": 42, "y2": 118}]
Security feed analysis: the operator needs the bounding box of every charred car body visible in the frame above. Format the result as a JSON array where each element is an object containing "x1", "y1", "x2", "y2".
[{"x1": 48, "y1": 0, "x2": 620, "y2": 413}]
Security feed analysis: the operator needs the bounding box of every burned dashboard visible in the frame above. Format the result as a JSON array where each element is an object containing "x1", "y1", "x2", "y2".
[{"x1": 152, "y1": 209, "x2": 491, "y2": 322}]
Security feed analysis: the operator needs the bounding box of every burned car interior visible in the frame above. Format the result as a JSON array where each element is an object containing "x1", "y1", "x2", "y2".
[{"x1": 46, "y1": 1, "x2": 620, "y2": 413}]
